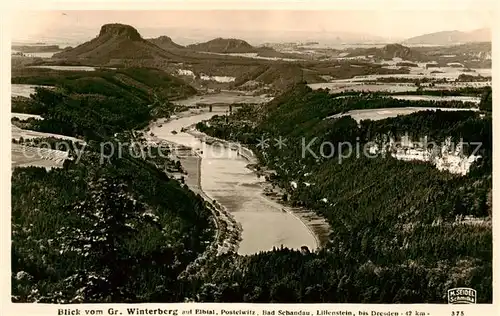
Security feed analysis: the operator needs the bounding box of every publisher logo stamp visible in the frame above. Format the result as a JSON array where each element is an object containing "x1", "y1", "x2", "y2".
[{"x1": 447, "y1": 288, "x2": 477, "y2": 304}]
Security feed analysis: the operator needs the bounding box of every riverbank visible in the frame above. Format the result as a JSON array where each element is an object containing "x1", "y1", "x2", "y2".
[
  {"x1": 186, "y1": 126, "x2": 331, "y2": 249},
  {"x1": 144, "y1": 111, "x2": 243, "y2": 259},
  {"x1": 147, "y1": 109, "x2": 322, "y2": 254},
  {"x1": 253, "y1": 169, "x2": 331, "y2": 248}
]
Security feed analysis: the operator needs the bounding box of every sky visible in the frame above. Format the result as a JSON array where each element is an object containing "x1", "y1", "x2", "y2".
[{"x1": 11, "y1": 10, "x2": 493, "y2": 44}]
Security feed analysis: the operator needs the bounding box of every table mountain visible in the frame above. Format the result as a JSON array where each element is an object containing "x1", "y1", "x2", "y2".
[
  {"x1": 187, "y1": 37, "x2": 256, "y2": 53},
  {"x1": 52, "y1": 23, "x2": 179, "y2": 64}
]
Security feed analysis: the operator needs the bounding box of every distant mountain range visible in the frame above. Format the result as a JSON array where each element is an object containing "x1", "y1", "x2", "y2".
[
  {"x1": 14, "y1": 25, "x2": 389, "y2": 47},
  {"x1": 15, "y1": 23, "x2": 492, "y2": 50},
  {"x1": 43, "y1": 23, "x2": 492, "y2": 84},
  {"x1": 12, "y1": 45, "x2": 62, "y2": 53},
  {"x1": 147, "y1": 36, "x2": 269, "y2": 54},
  {"x1": 404, "y1": 28, "x2": 491, "y2": 45},
  {"x1": 52, "y1": 24, "x2": 294, "y2": 66}
]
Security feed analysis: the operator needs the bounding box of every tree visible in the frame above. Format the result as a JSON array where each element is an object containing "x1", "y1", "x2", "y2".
[
  {"x1": 479, "y1": 87, "x2": 492, "y2": 112},
  {"x1": 63, "y1": 176, "x2": 160, "y2": 302}
]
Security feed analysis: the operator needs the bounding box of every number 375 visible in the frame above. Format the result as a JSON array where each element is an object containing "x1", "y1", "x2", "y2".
[{"x1": 451, "y1": 312, "x2": 464, "y2": 316}]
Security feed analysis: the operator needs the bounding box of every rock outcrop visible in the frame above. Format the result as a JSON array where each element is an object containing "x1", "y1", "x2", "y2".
[{"x1": 52, "y1": 23, "x2": 177, "y2": 64}]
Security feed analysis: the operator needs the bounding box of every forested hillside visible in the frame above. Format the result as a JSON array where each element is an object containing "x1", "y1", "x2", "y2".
[
  {"x1": 12, "y1": 67, "x2": 196, "y2": 104},
  {"x1": 194, "y1": 84, "x2": 492, "y2": 303},
  {"x1": 12, "y1": 147, "x2": 213, "y2": 302},
  {"x1": 11, "y1": 64, "x2": 493, "y2": 303},
  {"x1": 12, "y1": 67, "x2": 197, "y2": 139},
  {"x1": 11, "y1": 68, "x2": 213, "y2": 303}
]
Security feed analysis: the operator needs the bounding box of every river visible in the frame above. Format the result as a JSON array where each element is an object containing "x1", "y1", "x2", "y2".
[{"x1": 150, "y1": 111, "x2": 318, "y2": 255}]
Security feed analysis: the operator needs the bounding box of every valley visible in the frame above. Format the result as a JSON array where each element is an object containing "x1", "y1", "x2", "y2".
[
  {"x1": 149, "y1": 113, "x2": 319, "y2": 255},
  {"x1": 10, "y1": 19, "x2": 492, "y2": 304}
]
